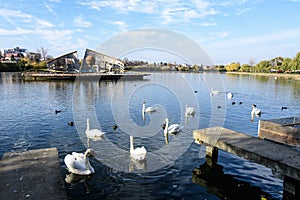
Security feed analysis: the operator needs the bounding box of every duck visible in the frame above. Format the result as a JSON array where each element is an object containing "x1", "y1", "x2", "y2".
[
  {"x1": 64, "y1": 149, "x2": 96, "y2": 175},
  {"x1": 85, "y1": 118, "x2": 105, "y2": 139},
  {"x1": 112, "y1": 124, "x2": 118, "y2": 130},
  {"x1": 55, "y1": 110, "x2": 61, "y2": 114},
  {"x1": 68, "y1": 121, "x2": 74, "y2": 126},
  {"x1": 142, "y1": 102, "x2": 157, "y2": 113},
  {"x1": 227, "y1": 92, "x2": 233, "y2": 99},
  {"x1": 185, "y1": 105, "x2": 195, "y2": 116},
  {"x1": 130, "y1": 135, "x2": 147, "y2": 161},
  {"x1": 251, "y1": 104, "x2": 261, "y2": 116},
  {"x1": 164, "y1": 118, "x2": 182, "y2": 135},
  {"x1": 281, "y1": 106, "x2": 287, "y2": 110}
]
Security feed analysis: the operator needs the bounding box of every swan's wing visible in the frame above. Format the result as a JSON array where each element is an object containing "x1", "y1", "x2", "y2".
[
  {"x1": 87, "y1": 129, "x2": 105, "y2": 138},
  {"x1": 145, "y1": 107, "x2": 156, "y2": 112},
  {"x1": 168, "y1": 124, "x2": 180, "y2": 132},
  {"x1": 65, "y1": 153, "x2": 88, "y2": 172},
  {"x1": 186, "y1": 107, "x2": 195, "y2": 115},
  {"x1": 131, "y1": 146, "x2": 147, "y2": 161}
]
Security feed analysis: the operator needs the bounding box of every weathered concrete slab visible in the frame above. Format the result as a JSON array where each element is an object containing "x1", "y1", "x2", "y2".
[
  {"x1": 258, "y1": 117, "x2": 300, "y2": 146},
  {"x1": 193, "y1": 127, "x2": 300, "y2": 181},
  {"x1": 0, "y1": 148, "x2": 67, "y2": 200}
]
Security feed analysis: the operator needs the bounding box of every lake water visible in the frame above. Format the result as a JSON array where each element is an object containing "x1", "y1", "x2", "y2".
[{"x1": 1, "y1": 72, "x2": 300, "y2": 199}]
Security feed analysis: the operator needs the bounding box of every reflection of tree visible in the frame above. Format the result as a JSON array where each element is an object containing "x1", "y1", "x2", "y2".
[{"x1": 192, "y1": 162, "x2": 273, "y2": 199}]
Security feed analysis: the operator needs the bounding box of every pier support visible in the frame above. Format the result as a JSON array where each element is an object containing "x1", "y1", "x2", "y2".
[
  {"x1": 193, "y1": 127, "x2": 300, "y2": 199},
  {"x1": 205, "y1": 146, "x2": 218, "y2": 167}
]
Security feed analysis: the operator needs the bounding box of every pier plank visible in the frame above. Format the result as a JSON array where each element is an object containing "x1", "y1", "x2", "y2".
[
  {"x1": 0, "y1": 148, "x2": 67, "y2": 200},
  {"x1": 193, "y1": 127, "x2": 300, "y2": 181}
]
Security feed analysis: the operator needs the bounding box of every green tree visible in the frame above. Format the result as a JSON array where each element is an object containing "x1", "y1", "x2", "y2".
[
  {"x1": 281, "y1": 58, "x2": 293, "y2": 71},
  {"x1": 254, "y1": 60, "x2": 271, "y2": 72},
  {"x1": 225, "y1": 62, "x2": 240, "y2": 71},
  {"x1": 239, "y1": 64, "x2": 251, "y2": 72},
  {"x1": 293, "y1": 52, "x2": 300, "y2": 70}
]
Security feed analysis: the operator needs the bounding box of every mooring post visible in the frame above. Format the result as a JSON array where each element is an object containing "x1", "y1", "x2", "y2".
[
  {"x1": 283, "y1": 176, "x2": 299, "y2": 199},
  {"x1": 205, "y1": 145, "x2": 218, "y2": 166}
]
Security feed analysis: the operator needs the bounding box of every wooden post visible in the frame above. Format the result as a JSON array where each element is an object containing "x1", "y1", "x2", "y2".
[
  {"x1": 283, "y1": 176, "x2": 300, "y2": 199},
  {"x1": 206, "y1": 145, "x2": 218, "y2": 167}
]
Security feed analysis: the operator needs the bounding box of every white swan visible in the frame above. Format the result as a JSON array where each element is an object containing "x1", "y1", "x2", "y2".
[
  {"x1": 251, "y1": 104, "x2": 261, "y2": 116},
  {"x1": 86, "y1": 118, "x2": 105, "y2": 139},
  {"x1": 164, "y1": 118, "x2": 182, "y2": 135},
  {"x1": 227, "y1": 92, "x2": 233, "y2": 99},
  {"x1": 130, "y1": 135, "x2": 147, "y2": 161},
  {"x1": 64, "y1": 149, "x2": 96, "y2": 175},
  {"x1": 142, "y1": 102, "x2": 157, "y2": 113},
  {"x1": 185, "y1": 105, "x2": 195, "y2": 116},
  {"x1": 211, "y1": 87, "x2": 219, "y2": 96}
]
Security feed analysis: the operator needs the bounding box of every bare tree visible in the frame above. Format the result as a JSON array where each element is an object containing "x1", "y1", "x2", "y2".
[
  {"x1": 37, "y1": 47, "x2": 48, "y2": 61},
  {"x1": 249, "y1": 57, "x2": 256, "y2": 73}
]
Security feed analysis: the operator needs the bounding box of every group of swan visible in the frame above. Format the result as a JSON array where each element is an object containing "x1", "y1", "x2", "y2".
[
  {"x1": 65, "y1": 103, "x2": 194, "y2": 175},
  {"x1": 64, "y1": 118, "x2": 105, "y2": 175}
]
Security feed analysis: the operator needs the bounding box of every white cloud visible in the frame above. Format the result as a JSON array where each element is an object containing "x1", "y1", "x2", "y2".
[
  {"x1": 74, "y1": 14, "x2": 92, "y2": 28},
  {"x1": 0, "y1": 8, "x2": 33, "y2": 19},
  {"x1": 0, "y1": 28, "x2": 33, "y2": 35},
  {"x1": 111, "y1": 21, "x2": 129, "y2": 31},
  {"x1": 44, "y1": 2, "x2": 57, "y2": 17},
  {"x1": 36, "y1": 19, "x2": 54, "y2": 28},
  {"x1": 200, "y1": 22, "x2": 217, "y2": 26}
]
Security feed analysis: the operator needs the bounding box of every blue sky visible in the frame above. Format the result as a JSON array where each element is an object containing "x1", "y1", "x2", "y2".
[{"x1": 0, "y1": 0, "x2": 300, "y2": 65}]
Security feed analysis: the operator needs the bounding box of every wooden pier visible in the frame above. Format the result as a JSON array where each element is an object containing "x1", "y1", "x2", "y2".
[
  {"x1": 193, "y1": 127, "x2": 300, "y2": 199},
  {"x1": 0, "y1": 148, "x2": 67, "y2": 200},
  {"x1": 22, "y1": 72, "x2": 150, "y2": 81}
]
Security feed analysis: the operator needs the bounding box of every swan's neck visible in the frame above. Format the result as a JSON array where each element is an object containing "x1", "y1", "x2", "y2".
[
  {"x1": 164, "y1": 121, "x2": 169, "y2": 135},
  {"x1": 130, "y1": 136, "x2": 134, "y2": 152},
  {"x1": 84, "y1": 150, "x2": 91, "y2": 169},
  {"x1": 142, "y1": 103, "x2": 145, "y2": 112},
  {"x1": 86, "y1": 119, "x2": 90, "y2": 131}
]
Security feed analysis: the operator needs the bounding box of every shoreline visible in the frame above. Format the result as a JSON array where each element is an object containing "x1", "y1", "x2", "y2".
[{"x1": 226, "y1": 71, "x2": 300, "y2": 81}]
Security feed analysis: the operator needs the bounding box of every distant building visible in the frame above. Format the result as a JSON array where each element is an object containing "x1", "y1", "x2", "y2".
[
  {"x1": 4, "y1": 47, "x2": 28, "y2": 60},
  {"x1": 81, "y1": 49, "x2": 124, "y2": 73},
  {"x1": 27, "y1": 52, "x2": 42, "y2": 62},
  {"x1": 46, "y1": 51, "x2": 80, "y2": 72}
]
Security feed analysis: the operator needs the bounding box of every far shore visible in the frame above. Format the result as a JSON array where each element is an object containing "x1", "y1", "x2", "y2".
[{"x1": 226, "y1": 71, "x2": 300, "y2": 81}]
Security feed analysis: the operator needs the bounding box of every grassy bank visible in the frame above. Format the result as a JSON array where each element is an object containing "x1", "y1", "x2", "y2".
[{"x1": 226, "y1": 71, "x2": 300, "y2": 81}]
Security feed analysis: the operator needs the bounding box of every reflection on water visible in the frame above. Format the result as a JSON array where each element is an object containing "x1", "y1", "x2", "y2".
[
  {"x1": 192, "y1": 162, "x2": 274, "y2": 199},
  {"x1": 1, "y1": 72, "x2": 300, "y2": 199}
]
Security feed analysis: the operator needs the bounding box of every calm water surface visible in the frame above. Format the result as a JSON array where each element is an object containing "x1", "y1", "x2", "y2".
[{"x1": 1, "y1": 72, "x2": 300, "y2": 199}]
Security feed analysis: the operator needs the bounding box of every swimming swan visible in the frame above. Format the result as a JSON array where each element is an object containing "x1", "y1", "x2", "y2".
[
  {"x1": 164, "y1": 118, "x2": 182, "y2": 135},
  {"x1": 142, "y1": 102, "x2": 157, "y2": 113},
  {"x1": 185, "y1": 105, "x2": 195, "y2": 116},
  {"x1": 251, "y1": 104, "x2": 261, "y2": 116},
  {"x1": 130, "y1": 135, "x2": 147, "y2": 161},
  {"x1": 86, "y1": 118, "x2": 105, "y2": 139},
  {"x1": 227, "y1": 92, "x2": 233, "y2": 99},
  {"x1": 210, "y1": 87, "x2": 219, "y2": 96},
  {"x1": 64, "y1": 149, "x2": 96, "y2": 175}
]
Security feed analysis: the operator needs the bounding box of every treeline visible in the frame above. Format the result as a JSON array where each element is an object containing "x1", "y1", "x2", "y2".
[
  {"x1": 215, "y1": 51, "x2": 300, "y2": 73},
  {"x1": 0, "y1": 58, "x2": 47, "y2": 72}
]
